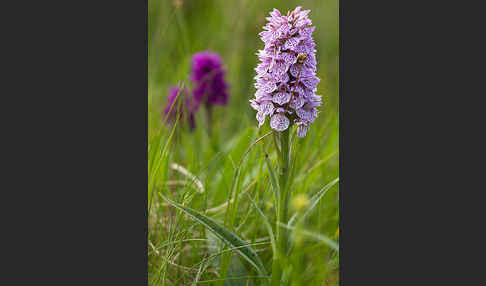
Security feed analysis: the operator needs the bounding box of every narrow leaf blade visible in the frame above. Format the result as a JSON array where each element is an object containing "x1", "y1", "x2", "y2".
[
  {"x1": 288, "y1": 177, "x2": 339, "y2": 226},
  {"x1": 159, "y1": 194, "x2": 268, "y2": 278},
  {"x1": 246, "y1": 194, "x2": 277, "y2": 256},
  {"x1": 264, "y1": 154, "x2": 279, "y2": 204},
  {"x1": 278, "y1": 223, "x2": 339, "y2": 252}
]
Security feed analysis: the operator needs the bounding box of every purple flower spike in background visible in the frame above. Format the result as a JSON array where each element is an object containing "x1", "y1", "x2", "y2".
[
  {"x1": 163, "y1": 83, "x2": 197, "y2": 130},
  {"x1": 250, "y1": 6, "x2": 321, "y2": 137},
  {"x1": 190, "y1": 51, "x2": 230, "y2": 106}
]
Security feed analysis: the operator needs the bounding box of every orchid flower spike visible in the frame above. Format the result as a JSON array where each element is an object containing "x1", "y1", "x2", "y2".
[{"x1": 250, "y1": 7, "x2": 321, "y2": 137}]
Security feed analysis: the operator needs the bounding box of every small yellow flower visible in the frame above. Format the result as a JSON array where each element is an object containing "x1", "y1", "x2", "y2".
[{"x1": 292, "y1": 194, "x2": 309, "y2": 211}]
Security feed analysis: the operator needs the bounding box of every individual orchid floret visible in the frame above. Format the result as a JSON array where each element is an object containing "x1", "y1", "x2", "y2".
[
  {"x1": 250, "y1": 6, "x2": 321, "y2": 137},
  {"x1": 190, "y1": 51, "x2": 230, "y2": 106},
  {"x1": 163, "y1": 84, "x2": 197, "y2": 130}
]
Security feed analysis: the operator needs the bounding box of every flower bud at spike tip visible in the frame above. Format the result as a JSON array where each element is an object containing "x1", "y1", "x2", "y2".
[{"x1": 250, "y1": 6, "x2": 322, "y2": 137}]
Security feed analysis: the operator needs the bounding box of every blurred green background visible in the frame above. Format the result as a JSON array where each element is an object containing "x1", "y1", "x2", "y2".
[{"x1": 148, "y1": 0, "x2": 339, "y2": 285}]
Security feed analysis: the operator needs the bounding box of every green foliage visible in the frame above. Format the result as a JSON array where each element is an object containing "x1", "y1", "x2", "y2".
[
  {"x1": 160, "y1": 194, "x2": 268, "y2": 277},
  {"x1": 288, "y1": 177, "x2": 339, "y2": 226},
  {"x1": 148, "y1": 0, "x2": 339, "y2": 285}
]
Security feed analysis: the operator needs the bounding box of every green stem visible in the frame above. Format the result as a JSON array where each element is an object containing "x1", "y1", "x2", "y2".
[
  {"x1": 272, "y1": 128, "x2": 290, "y2": 286},
  {"x1": 279, "y1": 129, "x2": 290, "y2": 224},
  {"x1": 205, "y1": 103, "x2": 212, "y2": 137}
]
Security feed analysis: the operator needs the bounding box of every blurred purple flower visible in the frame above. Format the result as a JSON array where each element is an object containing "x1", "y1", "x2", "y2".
[
  {"x1": 190, "y1": 51, "x2": 230, "y2": 106},
  {"x1": 163, "y1": 84, "x2": 196, "y2": 130},
  {"x1": 250, "y1": 7, "x2": 321, "y2": 137}
]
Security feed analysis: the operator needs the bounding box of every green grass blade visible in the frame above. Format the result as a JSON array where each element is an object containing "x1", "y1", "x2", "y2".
[
  {"x1": 194, "y1": 276, "x2": 270, "y2": 284},
  {"x1": 191, "y1": 258, "x2": 208, "y2": 286},
  {"x1": 288, "y1": 177, "x2": 339, "y2": 226},
  {"x1": 159, "y1": 194, "x2": 268, "y2": 278},
  {"x1": 148, "y1": 86, "x2": 184, "y2": 212},
  {"x1": 246, "y1": 194, "x2": 277, "y2": 257},
  {"x1": 264, "y1": 153, "x2": 279, "y2": 204},
  {"x1": 278, "y1": 223, "x2": 339, "y2": 252}
]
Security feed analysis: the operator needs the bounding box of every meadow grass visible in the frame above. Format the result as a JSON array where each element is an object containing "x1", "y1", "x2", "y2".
[{"x1": 149, "y1": 0, "x2": 339, "y2": 285}]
